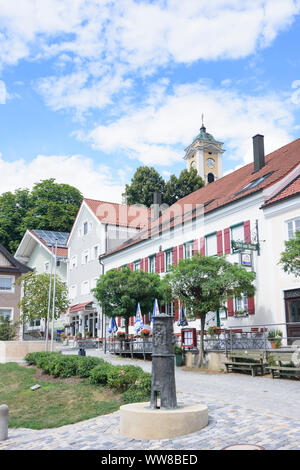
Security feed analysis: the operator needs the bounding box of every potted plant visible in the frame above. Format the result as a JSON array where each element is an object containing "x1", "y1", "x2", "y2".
[
  {"x1": 174, "y1": 345, "x2": 183, "y2": 366},
  {"x1": 207, "y1": 325, "x2": 221, "y2": 336},
  {"x1": 268, "y1": 329, "x2": 283, "y2": 349},
  {"x1": 234, "y1": 309, "x2": 248, "y2": 317},
  {"x1": 117, "y1": 331, "x2": 126, "y2": 340},
  {"x1": 140, "y1": 328, "x2": 151, "y2": 339}
]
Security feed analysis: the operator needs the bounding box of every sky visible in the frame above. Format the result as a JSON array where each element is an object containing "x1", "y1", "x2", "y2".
[{"x1": 1, "y1": 0, "x2": 300, "y2": 202}]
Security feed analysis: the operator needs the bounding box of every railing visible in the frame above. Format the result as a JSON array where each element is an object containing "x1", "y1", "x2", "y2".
[
  {"x1": 104, "y1": 322, "x2": 300, "y2": 358},
  {"x1": 107, "y1": 338, "x2": 152, "y2": 359}
]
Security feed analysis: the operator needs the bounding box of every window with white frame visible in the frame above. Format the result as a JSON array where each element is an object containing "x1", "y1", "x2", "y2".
[
  {"x1": 205, "y1": 234, "x2": 217, "y2": 256},
  {"x1": 44, "y1": 262, "x2": 50, "y2": 272},
  {"x1": 149, "y1": 255, "x2": 156, "y2": 273},
  {"x1": 82, "y1": 250, "x2": 90, "y2": 264},
  {"x1": 287, "y1": 218, "x2": 300, "y2": 240},
  {"x1": 234, "y1": 295, "x2": 248, "y2": 315},
  {"x1": 83, "y1": 221, "x2": 88, "y2": 235},
  {"x1": 91, "y1": 278, "x2": 98, "y2": 290},
  {"x1": 0, "y1": 308, "x2": 13, "y2": 322},
  {"x1": 0, "y1": 277, "x2": 14, "y2": 292},
  {"x1": 81, "y1": 280, "x2": 90, "y2": 295},
  {"x1": 231, "y1": 224, "x2": 244, "y2": 243},
  {"x1": 71, "y1": 256, "x2": 77, "y2": 269},
  {"x1": 134, "y1": 260, "x2": 141, "y2": 270},
  {"x1": 165, "y1": 250, "x2": 173, "y2": 271},
  {"x1": 70, "y1": 284, "x2": 77, "y2": 300},
  {"x1": 93, "y1": 245, "x2": 100, "y2": 261},
  {"x1": 184, "y1": 242, "x2": 193, "y2": 259},
  {"x1": 29, "y1": 318, "x2": 41, "y2": 328}
]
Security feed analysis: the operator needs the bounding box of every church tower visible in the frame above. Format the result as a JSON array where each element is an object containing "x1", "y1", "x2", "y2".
[{"x1": 184, "y1": 121, "x2": 224, "y2": 184}]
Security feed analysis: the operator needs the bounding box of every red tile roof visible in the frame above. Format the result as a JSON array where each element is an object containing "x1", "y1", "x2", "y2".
[
  {"x1": 69, "y1": 302, "x2": 93, "y2": 313},
  {"x1": 84, "y1": 198, "x2": 151, "y2": 229},
  {"x1": 262, "y1": 175, "x2": 300, "y2": 208},
  {"x1": 102, "y1": 137, "x2": 300, "y2": 257}
]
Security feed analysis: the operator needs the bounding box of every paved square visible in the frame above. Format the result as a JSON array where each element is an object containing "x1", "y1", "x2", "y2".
[{"x1": 1, "y1": 350, "x2": 299, "y2": 450}]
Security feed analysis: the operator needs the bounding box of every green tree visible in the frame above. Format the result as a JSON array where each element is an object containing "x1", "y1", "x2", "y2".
[
  {"x1": 0, "y1": 179, "x2": 83, "y2": 253},
  {"x1": 279, "y1": 231, "x2": 300, "y2": 277},
  {"x1": 93, "y1": 267, "x2": 163, "y2": 335},
  {"x1": 123, "y1": 166, "x2": 205, "y2": 209},
  {"x1": 0, "y1": 188, "x2": 31, "y2": 253},
  {"x1": 122, "y1": 166, "x2": 166, "y2": 208},
  {"x1": 23, "y1": 178, "x2": 83, "y2": 233},
  {"x1": 164, "y1": 168, "x2": 204, "y2": 206},
  {"x1": 16, "y1": 272, "x2": 69, "y2": 334},
  {"x1": 163, "y1": 254, "x2": 256, "y2": 366}
]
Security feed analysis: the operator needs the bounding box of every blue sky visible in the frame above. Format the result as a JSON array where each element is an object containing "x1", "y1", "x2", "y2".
[{"x1": 1, "y1": 0, "x2": 300, "y2": 201}]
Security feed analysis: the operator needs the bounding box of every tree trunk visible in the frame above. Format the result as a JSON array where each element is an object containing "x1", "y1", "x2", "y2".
[
  {"x1": 125, "y1": 317, "x2": 129, "y2": 336},
  {"x1": 197, "y1": 315, "x2": 206, "y2": 368}
]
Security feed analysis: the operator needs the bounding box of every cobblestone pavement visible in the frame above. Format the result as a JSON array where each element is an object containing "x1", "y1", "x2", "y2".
[{"x1": 1, "y1": 349, "x2": 300, "y2": 450}]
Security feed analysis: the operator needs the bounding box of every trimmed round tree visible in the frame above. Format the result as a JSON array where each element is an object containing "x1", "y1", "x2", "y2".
[
  {"x1": 93, "y1": 266, "x2": 163, "y2": 335},
  {"x1": 163, "y1": 253, "x2": 256, "y2": 366}
]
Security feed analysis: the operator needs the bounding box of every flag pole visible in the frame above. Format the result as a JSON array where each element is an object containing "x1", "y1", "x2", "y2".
[
  {"x1": 45, "y1": 244, "x2": 54, "y2": 352},
  {"x1": 50, "y1": 239, "x2": 58, "y2": 352}
]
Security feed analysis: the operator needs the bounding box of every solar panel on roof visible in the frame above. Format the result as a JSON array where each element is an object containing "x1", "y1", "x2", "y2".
[{"x1": 33, "y1": 230, "x2": 69, "y2": 248}]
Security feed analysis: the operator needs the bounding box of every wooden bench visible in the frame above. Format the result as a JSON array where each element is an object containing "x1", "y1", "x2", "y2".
[
  {"x1": 225, "y1": 350, "x2": 266, "y2": 377},
  {"x1": 265, "y1": 352, "x2": 300, "y2": 379}
]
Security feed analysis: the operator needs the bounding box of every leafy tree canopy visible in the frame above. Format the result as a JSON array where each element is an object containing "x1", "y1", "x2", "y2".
[
  {"x1": 93, "y1": 266, "x2": 164, "y2": 334},
  {"x1": 16, "y1": 272, "x2": 69, "y2": 325},
  {"x1": 122, "y1": 166, "x2": 204, "y2": 208},
  {"x1": 163, "y1": 254, "x2": 256, "y2": 365},
  {"x1": 279, "y1": 231, "x2": 300, "y2": 277},
  {"x1": 0, "y1": 178, "x2": 83, "y2": 253},
  {"x1": 164, "y1": 168, "x2": 205, "y2": 206},
  {"x1": 123, "y1": 166, "x2": 166, "y2": 208}
]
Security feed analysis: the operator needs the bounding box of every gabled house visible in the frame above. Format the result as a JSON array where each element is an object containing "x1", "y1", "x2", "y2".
[
  {"x1": 101, "y1": 133, "x2": 300, "y2": 339},
  {"x1": 65, "y1": 198, "x2": 150, "y2": 338},
  {"x1": 15, "y1": 229, "x2": 69, "y2": 332},
  {"x1": 0, "y1": 243, "x2": 32, "y2": 337}
]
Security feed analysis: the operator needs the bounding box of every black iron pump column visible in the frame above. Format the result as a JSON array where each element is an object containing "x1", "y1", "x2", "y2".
[{"x1": 150, "y1": 313, "x2": 177, "y2": 409}]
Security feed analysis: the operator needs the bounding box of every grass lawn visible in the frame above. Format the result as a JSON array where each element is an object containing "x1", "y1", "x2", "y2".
[{"x1": 0, "y1": 362, "x2": 122, "y2": 430}]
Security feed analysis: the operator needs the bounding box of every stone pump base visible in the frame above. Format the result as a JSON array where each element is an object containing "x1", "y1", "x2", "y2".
[{"x1": 120, "y1": 402, "x2": 208, "y2": 440}]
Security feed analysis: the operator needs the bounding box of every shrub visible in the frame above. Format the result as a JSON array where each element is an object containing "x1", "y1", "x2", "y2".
[
  {"x1": 89, "y1": 363, "x2": 114, "y2": 385},
  {"x1": 107, "y1": 365, "x2": 145, "y2": 392},
  {"x1": 76, "y1": 357, "x2": 104, "y2": 378},
  {"x1": 51, "y1": 356, "x2": 79, "y2": 378}
]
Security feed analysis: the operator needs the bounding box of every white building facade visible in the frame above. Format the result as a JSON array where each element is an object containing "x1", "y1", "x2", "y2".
[{"x1": 101, "y1": 134, "x2": 300, "y2": 339}]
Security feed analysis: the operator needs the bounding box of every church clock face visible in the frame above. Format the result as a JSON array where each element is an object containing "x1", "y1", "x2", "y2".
[{"x1": 207, "y1": 158, "x2": 215, "y2": 169}]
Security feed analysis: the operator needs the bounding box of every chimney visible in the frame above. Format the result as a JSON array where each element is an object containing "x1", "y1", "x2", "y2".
[
  {"x1": 253, "y1": 134, "x2": 265, "y2": 172},
  {"x1": 153, "y1": 191, "x2": 162, "y2": 220}
]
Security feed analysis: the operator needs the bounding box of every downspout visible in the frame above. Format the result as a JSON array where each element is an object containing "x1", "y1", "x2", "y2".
[{"x1": 99, "y1": 223, "x2": 108, "y2": 353}]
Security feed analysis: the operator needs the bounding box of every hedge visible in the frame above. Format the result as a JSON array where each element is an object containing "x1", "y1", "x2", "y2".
[{"x1": 24, "y1": 352, "x2": 151, "y2": 403}]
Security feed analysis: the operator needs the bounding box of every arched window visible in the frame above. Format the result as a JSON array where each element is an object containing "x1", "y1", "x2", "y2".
[{"x1": 207, "y1": 173, "x2": 215, "y2": 184}]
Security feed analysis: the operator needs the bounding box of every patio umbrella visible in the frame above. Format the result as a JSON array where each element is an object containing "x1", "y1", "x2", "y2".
[
  {"x1": 151, "y1": 298, "x2": 160, "y2": 329},
  {"x1": 107, "y1": 316, "x2": 118, "y2": 335},
  {"x1": 177, "y1": 305, "x2": 189, "y2": 327},
  {"x1": 134, "y1": 303, "x2": 144, "y2": 334}
]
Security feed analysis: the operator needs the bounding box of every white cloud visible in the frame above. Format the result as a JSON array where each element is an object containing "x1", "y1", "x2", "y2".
[
  {"x1": 1, "y1": 1, "x2": 300, "y2": 111},
  {"x1": 0, "y1": 153, "x2": 124, "y2": 202},
  {"x1": 0, "y1": 81, "x2": 6, "y2": 103},
  {"x1": 81, "y1": 80, "x2": 295, "y2": 167},
  {"x1": 290, "y1": 80, "x2": 300, "y2": 105}
]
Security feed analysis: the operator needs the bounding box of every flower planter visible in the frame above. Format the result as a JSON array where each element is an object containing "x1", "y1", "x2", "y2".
[{"x1": 175, "y1": 354, "x2": 183, "y2": 367}]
